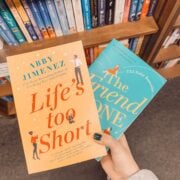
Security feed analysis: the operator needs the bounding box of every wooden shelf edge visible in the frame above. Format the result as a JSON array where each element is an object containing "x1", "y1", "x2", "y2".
[
  {"x1": 154, "y1": 45, "x2": 180, "y2": 63},
  {"x1": 0, "y1": 82, "x2": 12, "y2": 97},
  {"x1": 0, "y1": 17, "x2": 158, "y2": 63},
  {"x1": 173, "y1": 15, "x2": 180, "y2": 28},
  {"x1": 156, "y1": 64, "x2": 180, "y2": 78}
]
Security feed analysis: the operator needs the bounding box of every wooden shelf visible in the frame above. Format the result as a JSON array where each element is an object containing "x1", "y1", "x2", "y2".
[
  {"x1": 0, "y1": 82, "x2": 12, "y2": 97},
  {"x1": 154, "y1": 45, "x2": 180, "y2": 63},
  {"x1": 0, "y1": 17, "x2": 158, "y2": 63},
  {"x1": 157, "y1": 64, "x2": 180, "y2": 78},
  {"x1": 173, "y1": 15, "x2": 180, "y2": 28},
  {"x1": 0, "y1": 100, "x2": 16, "y2": 115}
]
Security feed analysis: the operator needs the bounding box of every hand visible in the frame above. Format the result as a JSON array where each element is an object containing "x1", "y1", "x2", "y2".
[{"x1": 94, "y1": 133, "x2": 140, "y2": 180}]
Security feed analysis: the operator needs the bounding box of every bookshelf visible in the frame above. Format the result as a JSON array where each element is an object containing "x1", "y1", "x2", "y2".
[
  {"x1": 0, "y1": 16, "x2": 158, "y2": 116},
  {"x1": 141, "y1": 0, "x2": 180, "y2": 78}
]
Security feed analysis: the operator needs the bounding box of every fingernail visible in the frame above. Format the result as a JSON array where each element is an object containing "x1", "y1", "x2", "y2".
[{"x1": 93, "y1": 133, "x2": 102, "y2": 141}]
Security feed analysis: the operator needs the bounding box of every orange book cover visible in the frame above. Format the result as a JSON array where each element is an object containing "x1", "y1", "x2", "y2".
[
  {"x1": 7, "y1": 41, "x2": 106, "y2": 174},
  {"x1": 141, "y1": 0, "x2": 151, "y2": 18},
  {"x1": 123, "y1": 0, "x2": 131, "y2": 23}
]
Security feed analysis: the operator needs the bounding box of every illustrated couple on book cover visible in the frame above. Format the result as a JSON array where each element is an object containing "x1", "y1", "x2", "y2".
[{"x1": 7, "y1": 39, "x2": 166, "y2": 174}]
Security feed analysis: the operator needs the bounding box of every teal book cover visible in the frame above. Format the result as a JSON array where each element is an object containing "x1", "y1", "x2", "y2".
[{"x1": 89, "y1": 39, "x2": 167, "y2": 139}]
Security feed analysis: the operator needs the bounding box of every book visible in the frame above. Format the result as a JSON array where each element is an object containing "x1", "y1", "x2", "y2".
[
  {"x1": 89, "y1": 39, "x2": 166, "y2": 139},
  {"x1": 12, "y1": 0, "x2": 38, "y2": 41},
  {"x1": 54, "y1": 0, "x2": 70, "y2": 35},
  {"x1": 21, "y1": 0, "x2": 43, "y2": 40},
  {"x1": 0, "y1": 62, "x2": 9, "y2": 77},
  {"x1": 36, "y1": 0, "x2": 56, "y2": 38},
  {"x1": 27, "y1": 0, "x2": 49, "y2": 39},
  {"x1": 72, "y1": 0, "x2": 84, "y2": 32},
  {"x1": 147, "y1": 0, "x2": 158, "y2": 16},
  {"x1": 128, "y1": 0, "x2": 139, "y2": 22},
  {"x1": 90, "y1": 0, "x2": 98, "y2": 28},
  {"x1": 0, "y1": 14, "x2": 18, "y2": 45},
  {"x1": 98, "y1": 0, "x2": 106, "y2": 26},
  {"x1": 141, "y1": 0, "x2": 151, "y2": 18},
  {"x1": 7, "y1": 40, "x2": 106, "y2": 174},
  {"x1": 135, "y1": 0, "x2": 144, "y2": 20},
  {"x1": 114, "y1": 0, "x2": 126, "y2": 24},
  {"x1": 81, "y1": 0, "x2": 92, "y2": 30},
  {"x1": 135, "y1": 36, "x2": 144, "y2": 55},
  {"x1": 64, "y1": 0, "x2": 77, "y2": 33},
  {"x1": 105, "y1": 0, "x2": 115, "y2": 25},
  {"x1": 5, "y1": 0, "x2": 34, "y2": 42},
  {"x1": 0, "y1": 1, "x2": 26, "y2": 43},
  {"x1": 123, "y1": 0, "x2": 131, "y2": 23},
  {"x1": 45, "y1": 0, "x2": 63, "y2": 37}
]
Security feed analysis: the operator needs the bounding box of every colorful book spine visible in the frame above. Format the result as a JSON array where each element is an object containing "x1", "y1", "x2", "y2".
[
  {"x1": 0, "y1": 1, "x2": 26, "y2": 43},
  {"x1": 45, "y1": 0, "x2": 63, "y2": 37},
  {"x1": 129, "y1": 38, "x2": 138, "y2": 52},
  {"x1": 123, "y1": 0, "x2": 131, "y2": 23},
  {"x1": 54, "y1": 0, "x2": 70, "y2": 35},
  {"x1": 0, "y1": 14, "x2": 18, "y2": 45},
  {"x1": 12, "y1": 0, "x2": 38, "y2": 41},
  {"x1": 21, "y1": 0, "x2": 43, "y2": 40},
  {"x1": 5, "y1": 0, "x2": 33, "y2": 42},
  {"x1": 72, "y1": 0, "x2": 84, "y2": 32},
  {"x1": 135, "y1": 36, "x2": 144, "y2": 54},
  {"x1": 0, "y1": 25, "x2": 12, "y2": 45},
  {"x1": 63, "y1": 0, "x2": 76, "y2": 33},
  {"x1": 141, "y1": 0, "x2": 151, "y2": 18},
  {"x1": 0, "y1": 36, "x2": 3, "y2": 48},
  {"x1": 26, "y1": 0, "x2": 49, "y2": 39},
  {"x1": 105, "y1": 0, "x2": 115, "y2": 25},
  {"x1": 90, "y1": 0, "x2": 98, "y2": 28},
  {"x1": 148, "y1": 0, "x2": 158, "y2": 16},
  {"x1": 114, "y1": 0, "x2": 126, "y2": 24},
  {"x1": 128, "y1": 0, "x2": 139, "y2": 22},
  {"x1": 36, "y1": 0, "x2": 56, "y2": 38},
  {"x1": 81, "y1": 0, "x2": 92, "y2": 30},
  {"x1": 98, "y1": 0, "x2": 106, "y2": 26},
  {"x1": 135, "y1": 0, "x2": 144, "y2": 20}
]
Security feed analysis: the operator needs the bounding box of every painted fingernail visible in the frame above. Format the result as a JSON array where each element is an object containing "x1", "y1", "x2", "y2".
[{"x1": 93, "y1": 133, "x2": 102, "y2": 141}]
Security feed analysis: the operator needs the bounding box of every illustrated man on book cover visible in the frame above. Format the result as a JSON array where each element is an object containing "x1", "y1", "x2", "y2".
[{"x1": 72, "y1": 54, "x2": 84, "y2": 85}]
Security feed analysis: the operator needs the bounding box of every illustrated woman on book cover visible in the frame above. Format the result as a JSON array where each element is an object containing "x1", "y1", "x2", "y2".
[{"x1": 28, "y1": 131, "x2": 40, "y2": 160}]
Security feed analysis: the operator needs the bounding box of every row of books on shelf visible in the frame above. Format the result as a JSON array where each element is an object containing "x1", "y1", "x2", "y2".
[
  {"x1": 162, "y1": 28, "x2": 180, "y2": 48},
  {"x1": 155, "y1": 58, "x2": 180, "y2": 69},
  {"x1": 0, "y1": 0, "x2": 158, "y2": 48}
]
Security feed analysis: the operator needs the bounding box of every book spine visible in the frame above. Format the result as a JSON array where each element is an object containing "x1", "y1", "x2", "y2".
[
  {"x1": 81, "y1": 0, "x2": 92, "y2": 30},
  {"x1": 45, "y1": 0, "x2": 63, "y2": 37},
  {"x1": 135, "y1": 36, "x2": 144, "y2": 54},
  {"x1": 72, "y1": 0, "x2": 84, "y2": 32},
  {"x1": 105, "y1": 0, "x2": 115, "y2": 25},
  {"x1": 0, "y1": 25, "x2": 13, "y2": 45},
  {"x1": 0, "y1": 1, "x2": 26, "y2": 43},
  {"x1": 0, "y1": 36, "x2": 3, "y2": 48},
  {"x1": 147, "y1": 0, "x2": 158, "y2": 16},
  {"x1": 90, "y1": 0, "x2": 98, "y2": 28},
  {"x1": 26, "y1": 0, "x2": 49, "y2": 39},
  {"x1": 114, "y1": 0, "x2": 126, "y2": 24},
  {"x1": 123, "y1": 0, "x2": 131, "y2": 23},
  {"x1": 98, "y1": 0, "x2": 106, "y2": 26},
  {"x1": 21, "y1": 0, "x2": 43, "y2": 40},
  {"x1": 54, "y1": 0, "x2": 70, "y2": 35},
  {"x1": 135, "y1": 0, "x2": 144, "y2": 20},
  {"x1": 164, "y1": 58, "x2": 180, "y2": 69},
  {"x1": 37, "y1": 0, "x2": 56, "y2": 38},
  {"x1": 0, "y1": 14, "x2": 18, "y2": 45},
  {"x1": 128, "y1": 0, "x2": 139, "y2": 22},
  {"x1": 89, "y1": 47, "x2": 94, "y2": 64},
  {"x1": 163, "y1": 29, "x2": 180, "y2": 48},
  {"x1": 63, "y1": 0, "x2": 76, "y2": 33},
  {"x1": 141, "y1": 0, "x2": 150, "y2": 18},
  {"x1": 5, "y1": 0, "x2": 33, "y2": 42},
  {"x1": 12, "y1": 0, "x2": 38, "y2": 41}
]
